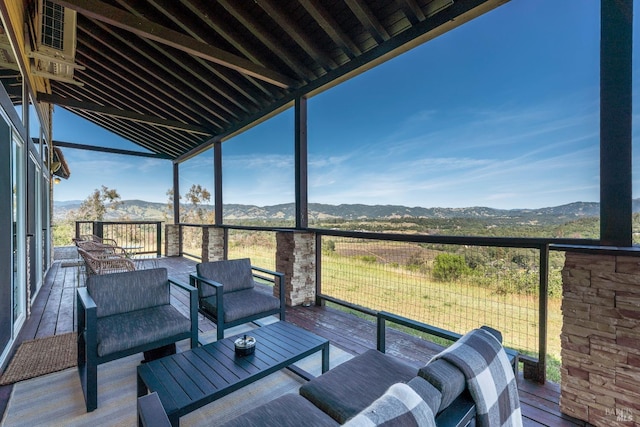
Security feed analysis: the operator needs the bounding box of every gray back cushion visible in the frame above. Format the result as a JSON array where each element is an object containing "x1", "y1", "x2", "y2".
[
  {"x1": 87, "y1": 268, "x2": 170, "y2": 318},
  {"x1": 196, "y1": 258, "x2": 254, "y2": 295},
  {"x1": 418, "y1": 359, "x2": 466, "y2": 412}
]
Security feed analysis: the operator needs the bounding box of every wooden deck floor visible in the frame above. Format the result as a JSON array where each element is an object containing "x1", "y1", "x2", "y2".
[{"x1": 0, "y1": 248, "x2": 590, "y2": 426}]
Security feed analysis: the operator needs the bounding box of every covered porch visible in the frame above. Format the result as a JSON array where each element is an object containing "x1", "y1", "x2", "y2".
[
  {"x1": 0, "y1": 247, "x2": 585, "y2": 426},
  {"x1": 0, "y1": 0, "x2": 636, "y2": 425}
]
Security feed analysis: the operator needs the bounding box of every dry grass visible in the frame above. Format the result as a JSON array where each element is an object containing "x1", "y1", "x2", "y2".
[{"x1": 228, "y1": 236, "x2": 563, "y2": 381}]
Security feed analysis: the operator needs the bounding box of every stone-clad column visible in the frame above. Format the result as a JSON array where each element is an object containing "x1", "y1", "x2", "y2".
[
  {"x1": 165, "y1": 224, "x2": 180, "y2": 257},
  {"x1": 560, "y1": 252, "x2": 640, "y2": 426},
  {"x1": 205, "y1": 227, "x2": 225, "y2": 262},
  {"x1": 276, "y1": 231, "x2": 315, "y2": 306}
]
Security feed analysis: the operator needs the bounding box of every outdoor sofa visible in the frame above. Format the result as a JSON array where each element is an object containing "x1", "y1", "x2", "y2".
[{"x1": 138, "y1": 312, "x2": 519, "y2": 427}]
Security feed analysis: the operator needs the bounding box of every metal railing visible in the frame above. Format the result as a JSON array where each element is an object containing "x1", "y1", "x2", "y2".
[
  {"x1": 311, "y1": 229, "x2": 574, "y2": 383},
  {"x1": 75, "y1": 221, "x2": 163, "y2": 258},
  {"x1": 227, "y1": 228, "x2": 277, "y2": 271},
  {"x1": 180, "y1": 224, "x2": 205, "y2": 260},
  {"x1": 172, "y1": 222, "x2": 595, "y2": 383}
]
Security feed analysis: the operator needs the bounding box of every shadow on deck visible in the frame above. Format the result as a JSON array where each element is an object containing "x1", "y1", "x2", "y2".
[{"x1": 0, "y1": 247, "x2": 588, "y2": 426}]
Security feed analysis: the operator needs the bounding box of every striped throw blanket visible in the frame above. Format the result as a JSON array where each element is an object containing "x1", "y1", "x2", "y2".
[{"x1": 431, "y1": 328, "x2": 522, "y2": 427}]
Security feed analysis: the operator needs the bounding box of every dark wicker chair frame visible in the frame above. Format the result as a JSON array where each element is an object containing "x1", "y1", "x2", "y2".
[
  {"x1": 77, "y1": 269, "x2": 198, "y2": 412},
  {"x1": 189, "y1": 260, "x2": 285, "y2": 341}
]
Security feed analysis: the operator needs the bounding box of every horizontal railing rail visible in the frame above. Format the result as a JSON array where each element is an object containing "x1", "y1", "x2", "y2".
[
  {"x1": 307, "y1": 229, "x2": 598, "y2": 383},
  {"x1": 172, "y1": 223, "x2": 601, "y2": 383},
  {"x1": 75, "y1": 221, "x2": 163, "y2": 258}
]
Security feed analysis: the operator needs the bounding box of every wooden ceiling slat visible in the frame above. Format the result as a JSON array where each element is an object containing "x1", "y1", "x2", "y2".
[
  {"x1": 300, "y1": 0, "x2": 362, "y2": 60},
  {"x1": 115, "y1": 0, "x2": 269, "y2": 112},
  {"x1": 142, "y1": 0, "x2": 276, "y2": 101},
  {"x1": 77, "y1": 26, "x2": 227, "y2": 129},
  {"x1": 67, "y1": 107, "x2": 182, "y2": 157},
  {"x1": 177, "y1": 0, "x2": 273, "y2": 68},
  {"x1": 84, "y1": 19, "x2": 245, "y2": 122},
  {"x1": 257, "y1": 0, "x2": 337, "y2": 72},
  {"x1": 345, "y1": 0, "x2": 391, "y2": 44},
  {"x1": 217, "y1": 0, "x2": 317, "y2": 83},
  {"x1": 55, "y1": 0, "x2": 298, "y2": 88},
  {"x1": 399, "y1": 0, "x2": 426, "y2": 24},
  {"x1": 75, "y1": 49, "x2": 206, "y2": 128},
  {"x1": 58, "y1": 77, "x2": 194, "y2": 157},
  {"x1": 38, "y1": 92, "x2": 213, "y2": 135}
]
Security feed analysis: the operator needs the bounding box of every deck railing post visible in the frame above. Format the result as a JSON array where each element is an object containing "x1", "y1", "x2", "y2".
[
  {"x1": 315, "y1": 233, "x2": 323, "y2": 306},
  {"x1": 538, "y1": 244, "x2": 549, "y2": 383},
  {"x1": 223, "y1": 227, "x2": 228, "y2": 260},
  {"x1": 156, "y1": 222, "x2": 162, "y2": 257},
  {"x1": 94, "y1": 221, "x2": 103, "y2": 240}
]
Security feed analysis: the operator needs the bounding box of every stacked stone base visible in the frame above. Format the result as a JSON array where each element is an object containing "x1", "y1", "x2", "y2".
[
  {"x1": 276, "y1": 231, "x2": 315, "y2": 306},
  {"x1": 561, "y1": 252, "x2": 640, "y2": 426}
]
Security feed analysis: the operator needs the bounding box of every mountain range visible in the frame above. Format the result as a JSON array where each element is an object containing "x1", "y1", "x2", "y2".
[{"x1": 52, "y1": 199, "x2": 640, "y2": 224}]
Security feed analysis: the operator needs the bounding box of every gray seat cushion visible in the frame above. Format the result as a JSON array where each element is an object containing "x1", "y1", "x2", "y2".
[
  {"x1": 299, "y1": 349, "x2": 417, "y2": 423},
  {"x1": 201, "y1": 288, "x2": 280, "y2": 323},
  {"x1": 219, "y1": 393, "x2": 339, "y2": 427},
  {"x1": 96, "y1": 305, "x2": 191, "y2": 357},
  {"x1": 418, "y1": 359, "x2": 466, "y2": 412}
]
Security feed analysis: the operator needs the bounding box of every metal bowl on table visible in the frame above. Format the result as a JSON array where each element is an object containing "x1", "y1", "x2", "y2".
[{"x1": 234, "y1": 335, "x2": 256, "y2": 356}]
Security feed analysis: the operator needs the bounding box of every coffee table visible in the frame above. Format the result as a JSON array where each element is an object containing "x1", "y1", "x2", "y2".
[{"x1": 137, "y1": 321, "x2": 330, "y2": 426}]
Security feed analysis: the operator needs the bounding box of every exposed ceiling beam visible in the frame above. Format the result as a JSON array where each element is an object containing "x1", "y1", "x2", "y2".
[
  {"x1": 399, "y1": 0, "x2": 426, "y2": 24},
  {"x1": 83, "y1": 20, "x2": 247, "y2": 121},
  {"x1": 138, "y1": 0, "x2": 274, "y2": 101},
  {"x1": 258, "y1": 0, "x2": 337, "y2": 72},
  {"x1": 300, "y1": 0, "x2": 362, "y2": 59},
  {"x1": 37, "y1": 92, "x2": 214, "y2": 135},
  {"x1": 218, "y1": 0, "x2": 317, "y2": 82},
  {"x1": 345, "y1": 0, "x2": 390, "y2": 44},
  {"x1": 77, "y1": 24, "x2": 230, "y2": 127},
  {"x1": 51, "y1": 139, "x2": 173, "y2": 159},
  {"x1": 53, "y1": 0, "x2": 298, "y2": 88}
]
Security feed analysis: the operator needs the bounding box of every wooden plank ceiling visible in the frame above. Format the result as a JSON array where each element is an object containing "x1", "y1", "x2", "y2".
[{"x1": 6, "y1": 0, "x2": 508, "y2": 160}]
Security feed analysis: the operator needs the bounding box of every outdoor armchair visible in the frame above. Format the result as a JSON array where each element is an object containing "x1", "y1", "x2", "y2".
[
  {"x1": 189, "y1": 258, "x2": 285, "y2": 341},
  {"x1": 77, "y1": 267, "x2": 198, "y2": 412},
  {"x1": 77, "y1": 247, "x2": 135, "y2": 275},
  {"x1": 75, "y1": 238, "x2": 128, "y2": 256}
]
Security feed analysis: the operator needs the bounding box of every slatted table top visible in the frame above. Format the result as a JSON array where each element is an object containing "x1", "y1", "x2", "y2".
[{"x1": 137, "y1": 321, "x2": 330, "y2": 426}]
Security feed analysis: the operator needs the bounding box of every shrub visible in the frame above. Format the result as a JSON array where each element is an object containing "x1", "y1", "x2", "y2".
[
  {"x1": 359, "y1": 255, "x2": 377, "y2": 263},
  {"x1": 324, "y1": 239, "x2": 336, "y2": 252},
  {"x1": 432, "y1": 253, "x2": 470, "y2": 281}
]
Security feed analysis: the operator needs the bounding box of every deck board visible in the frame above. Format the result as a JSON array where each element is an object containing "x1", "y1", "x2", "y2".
[{"x1": 0, "y1": 249, "x2": 590, "y2": 427}]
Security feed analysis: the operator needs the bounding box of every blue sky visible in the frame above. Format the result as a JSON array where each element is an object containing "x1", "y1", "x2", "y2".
[{"x1": 53, "y1": 0, "x2": 622, "y2": 210}]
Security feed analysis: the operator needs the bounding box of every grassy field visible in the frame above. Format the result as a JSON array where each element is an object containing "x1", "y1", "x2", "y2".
[{"x1": 228, "y1": 234, "x2": 563, "y2": 382}]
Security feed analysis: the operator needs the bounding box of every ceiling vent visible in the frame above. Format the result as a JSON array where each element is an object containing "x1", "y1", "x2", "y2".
[{"x1": 28, "y1": 0, "x2": 84, "y2": 85}]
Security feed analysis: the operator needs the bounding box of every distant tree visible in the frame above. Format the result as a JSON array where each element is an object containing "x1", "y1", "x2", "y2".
[
  {"x1": 77, "y1": 185, "x2": 122, "y2": 220},
  {"x1": 165, "y1": 188, "x2": 181, "y2": 222},
  {"x1": 184, "y1": 184, "x2": 212, "y2": 223}
]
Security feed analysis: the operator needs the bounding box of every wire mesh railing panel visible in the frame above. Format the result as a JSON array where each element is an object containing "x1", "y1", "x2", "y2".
[
  {"x1": 181, "y1": 225, "x2": 204, "y2": 260},
  {"x1": 319, "y1": 237, "x2": 542, "y2": 356},
  {"x1": 227, "y1": 229, "x2": 276, "y2": 271}
]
